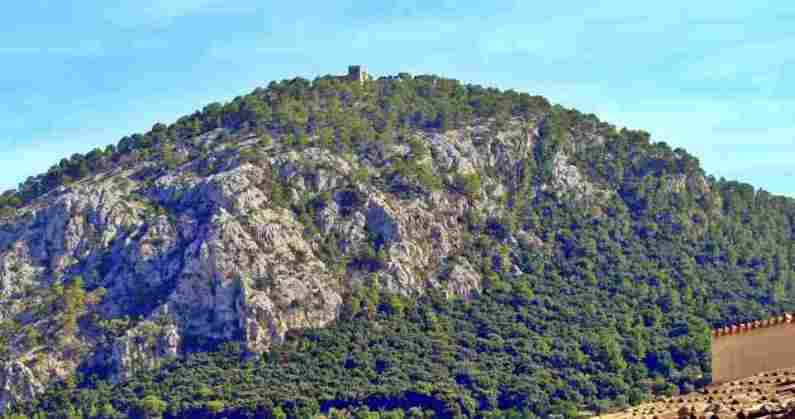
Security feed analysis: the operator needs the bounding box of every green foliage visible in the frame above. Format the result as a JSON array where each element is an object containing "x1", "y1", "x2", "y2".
[
  {"x1": 351, "y1": 166, "x2": 370, "y2": 185},
  {"x1": 137, "y1": 395, "x2": 167, "y2": 419},
  {"x1": 291, "y1": 130, "x2": 310, "y2": 148},
  {"x1": 0, "y1": 193, "x2": 21, "y2": 217},
  {"x1": 414, "y1": 163, "x2": 442, "y2": 192},
  {"x1": 258, "y1": 134, "x2": 273, "y2": 148},
  {"x1": 384, "y1": 294, "x2": 406, "y2": 317},
  {"x1": 407, "y1": 137, "x2": 429, "y2": 161},
  {"x1": 264, "y1": 167, "x2": 290, "y2": 208},
  {"x1": 100, "y1": 402, "x2": 121, "y2": 419},
  {"x1": 239, "y1": 147, "x2": 266, "y2": 165},
  {"x1": 159, "y1": 142, "x2": 181, "y2": 169},
  {"x1": 204, "y1": 400, "x2": 225, "y2": 415},
  {"x1": 272, "y1": 406, "x2": 287, "y2": 419},
  {"x1": 454, "y1": 173, "x2": 482, "y2": 199},
  {"x1": 60, "y1": 277, "x2": 87, "y2": 343}
]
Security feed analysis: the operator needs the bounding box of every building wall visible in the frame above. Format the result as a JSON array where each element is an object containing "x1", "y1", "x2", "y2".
[{"x1": 712, "y1": 317, "x2": 795, "y2": 383}]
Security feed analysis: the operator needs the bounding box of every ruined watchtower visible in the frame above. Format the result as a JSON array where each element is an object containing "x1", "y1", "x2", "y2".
[
  {"x1": 712, "y1": 313, "x2": 795, "y2": 383},
  {"x1": 347, "y1": 65, "x2": 369, "y2": 83}
]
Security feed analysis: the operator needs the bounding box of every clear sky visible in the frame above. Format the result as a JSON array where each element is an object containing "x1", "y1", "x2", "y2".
[{"x1": 1, "y1": 1, "x2": 793, "y2": 196}]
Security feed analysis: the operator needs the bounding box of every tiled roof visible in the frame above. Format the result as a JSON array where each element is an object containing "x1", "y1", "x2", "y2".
[{"x1": 713, "y1": 314, "x2": 794, "y2": 339}]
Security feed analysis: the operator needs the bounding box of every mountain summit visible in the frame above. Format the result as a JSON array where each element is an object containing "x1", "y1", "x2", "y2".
[{"x1": 1, "y1": 70, "x2": 794, "y2": 418}]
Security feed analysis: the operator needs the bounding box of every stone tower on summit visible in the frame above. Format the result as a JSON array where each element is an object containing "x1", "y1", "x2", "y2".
[{"x1": 347, "y1": 65, "x2": 369, "y2": 83}]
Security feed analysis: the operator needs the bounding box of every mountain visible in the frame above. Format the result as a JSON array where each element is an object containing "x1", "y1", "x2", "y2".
[{"x1": 1, "y1": 70, "x2": 794, "y2": 419}]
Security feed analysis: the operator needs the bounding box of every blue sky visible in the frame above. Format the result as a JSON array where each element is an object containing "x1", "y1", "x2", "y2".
[{"x1": 1, "y1": 1, "x2": 794, "y2": 196}]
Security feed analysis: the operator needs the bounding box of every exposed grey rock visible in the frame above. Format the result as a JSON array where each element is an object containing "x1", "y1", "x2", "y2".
[
  {"x1": 110, "y1": 321, "x2": 181, "y2": 383},
  {"x1": 440, "y1": 258, "x2": 482, "y2": 299},
  {"x1": 543, "y1": 151, "x2": 611, "y2": 204}
]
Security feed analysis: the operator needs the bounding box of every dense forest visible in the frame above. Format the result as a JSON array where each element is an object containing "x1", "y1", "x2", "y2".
[{"x1": 4, "y1": 71, "x2": 795, "y2": 419}]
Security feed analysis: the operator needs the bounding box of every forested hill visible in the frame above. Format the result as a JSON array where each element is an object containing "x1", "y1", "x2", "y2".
[{"x1": 1, "y1": 70, "x2": 794, "y2": 419}]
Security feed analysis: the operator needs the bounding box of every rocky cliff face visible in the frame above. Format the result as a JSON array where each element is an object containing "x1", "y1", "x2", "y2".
[{"x1": 0, "y1": 114, "x2": 710, "y2": 411}]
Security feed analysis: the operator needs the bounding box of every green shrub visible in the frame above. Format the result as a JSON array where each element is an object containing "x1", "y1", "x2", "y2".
[
  {"x1": 205, "y1": 400, "x2": 225, "y2": 415},
  {"x1": 454, "y1": 172, "x2": 481, "y2": 199}
]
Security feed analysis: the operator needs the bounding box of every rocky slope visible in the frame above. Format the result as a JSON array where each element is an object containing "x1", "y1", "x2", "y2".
[{"x1": 0, "y1": 114, "x2": 600, "y2": 410}]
